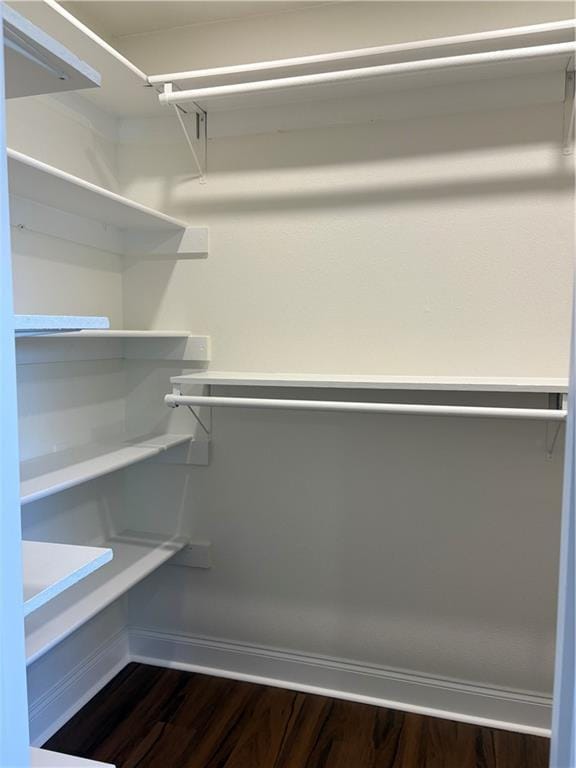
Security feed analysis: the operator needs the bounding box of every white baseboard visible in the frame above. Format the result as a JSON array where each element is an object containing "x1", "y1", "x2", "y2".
[
  {"x1": 29, "y1": 624, "x2": 552, "y2": 747},
  {"x1": 29, "y1": 630, "x2": 130, "y2": 747},
  {"x1": 129, "y1": 627, "x2": 552, "y2": 738}
]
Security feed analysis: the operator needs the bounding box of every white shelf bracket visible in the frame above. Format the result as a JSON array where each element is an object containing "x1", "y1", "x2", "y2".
[
  {"x1": 546, "y1": 393, "x2": 568, "y2": 459},
  {"x1": 164, "y1": 83, "x2": 207, "y2": 182},
  {"x1": 168, "y1": 382, "x2": 212, "y2": 439},
  {"x1": 562, "y1": 65, "x2": 575, "y2": 155},
  {"x1": 169, "y1": 384, "x2": 212, "y2": 440}
]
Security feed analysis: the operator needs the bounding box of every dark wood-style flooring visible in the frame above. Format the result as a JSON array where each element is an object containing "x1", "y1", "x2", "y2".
[{"x1": 45, "y1": 663, "x2": 549, "y2": 768}]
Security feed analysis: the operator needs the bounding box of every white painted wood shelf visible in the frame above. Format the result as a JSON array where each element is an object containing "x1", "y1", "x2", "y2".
[
  {"x1": 31, "y1": 746, "x2": 114, "y2": 767},
  {"x1": 171, "y1": 372, "x2": 569, "y2": 393},
  {"x1": 15, "y1": 314, "x2": 110, "y2": 335},
  {"x1": 20, "y1": 434, "x2": 194, "y2": 505},
  {"x1": 3, "y1": 4, "x2": 100, "y2": 100},
  {"x1": 21, "y1": 330, "x2": 194, "y2": 339},
  {"x1": 25, "y1": 531, "x2": 188, "y2": 664},
  {"x1": 6, "y1": 0, "x2": 155, "y2": 118},
  {"x1": 8, "y1": 150, "x2": 208, "y2": 256},
  {"x1": 23, "y1": 541, "x2": 112, "y2": 616},
  {"x1": 15, "y1": 331, "x2": 211, "y2": 364},
  {"x1": 152, "y1": 20, "x2": 576, "y2": 112}
]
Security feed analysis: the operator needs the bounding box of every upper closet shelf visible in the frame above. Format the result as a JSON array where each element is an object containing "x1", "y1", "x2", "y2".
[
  {"x1": 23, "y1": 540, "x2": 112, "y2": 616},
  {"x1": 152, "y1": 20, "x2": 576, "y2": 114},
  {"x1": 3, "y1": 4, "x2": 100, "y2": 99},
  {"x1": 8, "y1": 150, "x2": 208, "y2": 257},
  {"x1": 170, "y1": 372, "x2": 569, "y2": 394},
  {"x1": 6, "y1": 0, "x2": 158, "y2": 117},
  {"x1": 16, "y1": 330, "x2": 211, "y2": 364},
  {"x1": 15, "y1": 314, "x2": 109, "y2": 334}
]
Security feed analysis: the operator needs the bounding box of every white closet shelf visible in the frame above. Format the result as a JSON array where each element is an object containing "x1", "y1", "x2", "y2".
[
  {"x1": 15, "y1": 314, "x2": 110, "y2": 334},
  {"x1": 31, "y1": 747, "x2": 114, "y2": 767},
  {"x1": 8, "y1": 150, "x2": 208, "y2": 256},
  {"x1": 8, "y1": 149, "x2": 188, "y2": 230},
  {"x1": 153, "y1": 20, "x2": 576, "y2": 112},
  {"x1": 25, "y1": 531, "x2": 188, "y2": 664},
  {"x1": 23, "y1": 540, "x2": 112, "y2": 616},
  {"x1": 18, "y1": 329, "x2": 194, "y2": 339},
  {"x1": 3, "y1": 4, "x2": 100, "y2": 100},
  {"x1": 15, "y1": 331, "x2": 211, "y2": 364},
  {"x1": 170, "y1": 372, "x2": 569, "y2": 393},
  {"x1": 20, "y1": 434, "x2": 195, "y2": 505},
  {"x1": 6, "y1": 0, "x2": 156, "y2": 118}
]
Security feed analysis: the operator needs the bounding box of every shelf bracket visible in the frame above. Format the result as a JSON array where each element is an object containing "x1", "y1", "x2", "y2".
[
  {"x1": 546, "y1": 393, "x2": 568, "y2": 459},
  {"x1": 563, "y1": 65, "x2": 575, "y2": 155},
  {"x1": 165, "y1": 83, "x2": 207, "y2": 181},
  {"x1": 169, "y1": 382, "x2": 212, "y2": 438}
]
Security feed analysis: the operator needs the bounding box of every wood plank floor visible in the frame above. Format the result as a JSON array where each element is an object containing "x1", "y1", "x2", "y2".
[{"x1": 45, "y1": 663, "x2": 550, "y2": 768}]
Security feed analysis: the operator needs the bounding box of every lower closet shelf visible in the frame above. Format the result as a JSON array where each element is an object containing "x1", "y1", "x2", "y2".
[
  {"x1": 31, "y1": 747, "x2": 114, "y2": 767},
  {"x1": 20, "y1": 434, "x2": 194, "y2": 505},
  {"x1": 23, "y1": 541, "x2": 112, "y2": 616},
  {"x1": 25, "y1": 531, "x2": 188, "y2": 664}
]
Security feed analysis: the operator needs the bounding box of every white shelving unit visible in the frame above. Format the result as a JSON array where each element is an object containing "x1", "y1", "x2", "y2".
[
  {"x1": 8, "y1": 149, "x2": 208, "y2": 257},
  {"x1": 23, "y1": 541, "x2": 112, "y2": 616},
  {"x1": 3, "y1": 4, "x2": 100, "y2": 100},
  {"x1": 31, "y1": 746, "x2": 113, "y2": 767},
  {"x1": 25, "y1": 532, "x2": 188, "y2": 664},
  {"x1": 167, "y1": 372, "x2": 568, "y2": 423},
  {"x1": 20, "y1": 434, "x2": 196, "y2": 505},
  {"x1": 170, "y1": 371, "x2": 569, "y2": 393},
  {"x1": 152, "y1": 20, "x2": 576, "y2": 113}
]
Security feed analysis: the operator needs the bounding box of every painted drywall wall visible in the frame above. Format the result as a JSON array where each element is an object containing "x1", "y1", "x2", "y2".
[
  {"x1": 6, "y1": 92, "x2": 120, "y2": 189},
  {"x1": 115, "y1": 1, "x2": 575, "y2": 73},
  {"x1": 115, "y1": 0, "x2": 574, "y2": 709}
]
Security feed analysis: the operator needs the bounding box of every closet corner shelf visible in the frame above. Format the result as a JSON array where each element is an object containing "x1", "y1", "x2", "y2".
[
  {"x1": 170, "y1": 371, "x2": 569, "y2": 394},
  {"x1": 8, "y1": 150, "x2": 208, "y2": 257},
  {"x1": 31, "y1": 746, "x2": 114, "y2": 767},
  {"x1": 20, "y1": 434, "x2": 196, "y2": 505},
  {"x1": 3, "y1": 4, "x2": 100, "y2": 100},
  {"x1": 23, "y1": 540, "x2": 112, "y2": 617},
  {"x1": 15, "y1": 314, "x2": 110, "y2": 334},
  {"x1": 25, "y1": 531, "x2": 188, "y2": 665},
  {"x1": 6, "y1": 0, "x2": 155, "y2": 119},
  {"x1": 15, "y1": 330, "x2": 211, "y2": 364}
]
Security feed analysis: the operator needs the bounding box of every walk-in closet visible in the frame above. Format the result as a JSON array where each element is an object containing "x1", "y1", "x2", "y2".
[{"x1": 1, "y1": 1, "x2": 575, "y2": 766}]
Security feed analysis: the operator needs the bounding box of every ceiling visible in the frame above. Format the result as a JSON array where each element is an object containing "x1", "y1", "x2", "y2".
[{"x1": 63, "y1": 1, "x2": 329, "y2": 39}]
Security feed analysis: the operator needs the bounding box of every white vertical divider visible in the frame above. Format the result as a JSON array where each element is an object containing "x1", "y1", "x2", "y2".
[
  {"x1": 550, "y1": 271, "x2": 576, "y2": 767},
  {"x1": 0, "y1": 16, "x2": 31, "y2": 768}
]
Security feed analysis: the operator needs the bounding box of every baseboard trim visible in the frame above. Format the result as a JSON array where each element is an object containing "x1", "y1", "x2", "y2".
[
  {"x1": 29, "y1": 625, "x2": 553, "y2": 746},
  {"x1": 29, "y1": 629, "x2": 130, "y2": 747},
  {"x1": 129, "y1": 627, "x2": 552, "y2": 738}
]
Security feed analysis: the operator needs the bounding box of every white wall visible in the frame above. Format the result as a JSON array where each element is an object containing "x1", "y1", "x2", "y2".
[
  {"x1": 112, "y1": 0, "x2": 575, "y2": 710},
  {"x1": 115, "y1": 1, "x2": 575, "y2": 73}
]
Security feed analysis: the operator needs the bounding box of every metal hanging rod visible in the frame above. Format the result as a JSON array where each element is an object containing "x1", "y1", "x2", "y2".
[
  {"x1": 159, "y1": 42, "x2": 576, "y2": 106},
  {"x1": 165, "y1": 393, "x2": 567, "y2": 421}
]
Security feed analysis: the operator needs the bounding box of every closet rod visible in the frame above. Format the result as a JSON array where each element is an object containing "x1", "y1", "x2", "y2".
[
  {"x1": 165, "y1": 394, "x2": 567, "y2": 421},
  {"x1": 159, "y1": 41, "x2": 576, "y2": 105}
]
